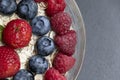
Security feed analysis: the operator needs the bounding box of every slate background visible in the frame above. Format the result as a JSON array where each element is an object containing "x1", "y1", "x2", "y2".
[{"x1": 76, "y1": 0, "x2": 120, "y2": 80}]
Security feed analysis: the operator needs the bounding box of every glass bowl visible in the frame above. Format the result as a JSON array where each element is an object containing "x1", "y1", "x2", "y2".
[
  {"x1": 65, "y1": 0, "x2": 86, "y2": 80},
  {"x1": 0, "y1": 0, "x2": 85, "y2": 79}
]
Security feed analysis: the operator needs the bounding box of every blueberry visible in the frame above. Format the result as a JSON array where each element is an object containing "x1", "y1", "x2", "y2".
[
  {"x1": 37, "y1": 36, "x2": 55, "y2": 56},
  {"x1": 0, "y1": 0, "x2": 17, "y2": 15},
  {"x1": 17, "y1": 0, "x2": 38, "y2": 20},
  {"x1": 13, "y1": 69, "x2": 34, "y2": 80},
  {"x1": 31, "y1": 16, "x2": 51, "y2": 36},
  {"x1": 29, "y1": 55, "x2": 48, "y2": 74}
]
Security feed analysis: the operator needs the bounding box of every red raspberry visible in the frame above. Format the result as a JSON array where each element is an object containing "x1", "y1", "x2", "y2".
[
  {"x1": 46, "y1": 0, "x2": 66, "y2": 17},
  {"x1": 44, "y1": 68, "x2": 66, "y2": 80},
  {"x1": 51, "y1": 12, "x2": 72, "y2": 35},
  {"x1": 3, "y1": 19, "x2": 32, "y2": 49},
  {"x1": 53, "y1": 52, "x2": 75, "y2": 73},
  {"x1": 0, "y1": 46, "x2": 20, "y2": 79},
  {"x1": 54, "y1": 30, "x2": 77, "y2": 56},
  {"x1": 34, "y1": 0, "x2": 47, "y2": 3}
]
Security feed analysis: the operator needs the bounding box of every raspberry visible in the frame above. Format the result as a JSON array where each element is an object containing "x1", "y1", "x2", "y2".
[
  {"x1": 53, "y1": 52, "x2": 75, "y2": 73},
  {"x1": 54, "y1": 30, "x2": 77, "y2": 56},
  {"x1": 51, "y1": 12, "x2": 72, "y2": 35},
  {"x1": 44, "y1": 68, "x2": 66, "y2": 80},
  {"x1": 46, "y1": 0, "x2": 66, "y2": 17}
]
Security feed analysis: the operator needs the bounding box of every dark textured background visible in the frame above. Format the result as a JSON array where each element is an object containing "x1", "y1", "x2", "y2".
[{"x1": 76, "y1": 0, "x2": 120, "y2": 80}]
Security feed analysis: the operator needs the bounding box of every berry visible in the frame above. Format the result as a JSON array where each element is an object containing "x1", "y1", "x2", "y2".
[
  {"x1": 13, "y1": 69, "x2": 34, "y2": 80},
  {"x1": 51, "y1": 12, "x2": 72, "y2": 35},
  {"x1": 31, "y1": 16, "x2": 51, "y2": 36},
  {"x1": 54, "y1": 30, "x2": 77, "y2": 56},
  {"x1": 53, "y1": 52, "x2": 75, "y2": 73},
  {"x1": 34, "y1": 0, "x2": 47, "y2": 3},
  {"x1": 29, "y1": 55, "x2": 48, "y2": 74},
  {"x1": 0, "y1": 0, "x2": 17, "y2": 15},
  {"x1": 44, "y1": 68, "x2": 66, "y2": 80},
  {"x1": 37, "y1": 36, "x2": 55, "y2": 56},
  {"x1": 3, "y1": 19, "x2": 32, "y2": 49},
  {"x1": 17, "y1": 0, "x2": 38, "y2": 20},
  {"x1": 46, "y1": 0, "x2": 66, "y2": 17},
  {"x1": 0, "y1": 46, "x2": 20, "y2": 79}
]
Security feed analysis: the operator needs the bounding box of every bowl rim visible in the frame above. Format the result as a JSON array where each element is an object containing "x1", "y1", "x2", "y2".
[{"x1": 72, "y1": 0, "x2": 86, "y2": 80}]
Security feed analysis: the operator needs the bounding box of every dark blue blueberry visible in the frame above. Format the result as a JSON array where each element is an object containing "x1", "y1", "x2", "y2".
[
  {"x1": 31, "y1": 16, "x2": 51, "y2": 36},
  {"x1": 17, "y1": 0, "x2": 38, "y2": 20},
  {"x1": 37, "y1": 36, "x2": 55, "y2": 56},
  {"x1": 0, "y1": 0, "x2": 17, "y2": 15},
  {"x1": 13, "y1": 69, "x2": 34, "y2": 80},
  {"x1": 29, "y1": 55, "x2": 48, "y2": 74}
]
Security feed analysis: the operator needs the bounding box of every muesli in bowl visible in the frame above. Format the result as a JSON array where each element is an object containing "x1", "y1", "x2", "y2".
[{"x1": 0, "y1": 0, "x2": 85, "y2": 80}]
